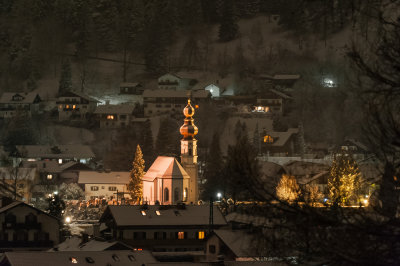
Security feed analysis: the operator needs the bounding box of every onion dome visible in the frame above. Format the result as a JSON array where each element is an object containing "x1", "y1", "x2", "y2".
[{"x1": 180, "y1": 99, "x2": 198, "y2": 140}]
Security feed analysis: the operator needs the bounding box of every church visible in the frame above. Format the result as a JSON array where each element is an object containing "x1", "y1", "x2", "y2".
[{"x1": 142, "y1": 99, "x2": 199, "y2": 205}]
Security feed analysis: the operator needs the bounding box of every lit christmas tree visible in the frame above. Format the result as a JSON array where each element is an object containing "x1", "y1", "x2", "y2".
[
  {"x1": 128, "y1": 144, "x2": 144, "y2": 204},
  {"x1": 328, "y1": 151, "x2": 361, "y2": 206},
  {"x1": 276, "y1": 174, "x2": 300, "y2": 203}
]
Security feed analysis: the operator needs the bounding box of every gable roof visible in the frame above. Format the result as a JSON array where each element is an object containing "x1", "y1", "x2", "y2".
[
  {"x1": 54, "y1": 236, "x2": 133, "y2": 251},
  {"x1": 78, "y1": 171, "x2": 130, "y2": 184},
  {"x1": 94, "y1": 104, "x2": 135, "y2": 115},
  {"x1": 212, "y1": 229, "x2": 260, "y2": 258},
  {"x1": 16, "y1": 145, "x2": 95, "y2": 159},
  {"x1": 142, "y1": 156, "x2": 190, "y2": 182},
  {"x1": 58, "y1": 91, "x2": 100, "y2": 103},
  {"x1": 119, "y1": 82, "x2": 141, "y2": 88},
  {"x1": 1, "y1": 250, "x2": 156, "y2": 266},
  {"x1": 0, "y1": 92, "x2": 41, "y2": 104},
  {"x1": 142, "y1": 89, "x2": 210, "y2": 99},
  {"x1": 265, "y1": 128, "x2": 299, "y2": 147},
  {"x1": 0, "y1": 200, "x2": 59, "y2": 221},
  {"x1": 100, "y1": 204, "x2": 227, "y2": 227}
]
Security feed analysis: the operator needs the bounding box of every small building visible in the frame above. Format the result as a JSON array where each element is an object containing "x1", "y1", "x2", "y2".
[
  {"x1": 142, "y1": 89, "x2": 210, "y2": 117},
  {"x1": 16, "y1": 145, "x2": 95, "y2": 165},
  {"x1": 78, "y1": 170, "x2": 131, "y2": 201},
  {"x1": 98, "y1": 204, "x2": 227, "y2": 252},
  {"x1": 260, "y1": 128, "x2": 300, "y2": 156},
  {"x1": 158, "y1": 73, "x2": 198, "y2": 90},
  {"x1": 255, "y1": 89, "x2": 292, "y2": 115},
  {"x1": 142, "y1": 156, "x2": 191, "y2": 205},
  {"x1": 0, "y1": 198, "x2": 60, "y2": 251},
  {"x1": 94, "y1": 104, "x2": 135, "y2": 128},
  {"x1": 56, "y1": 91, "x2": 99, "y2": 121},
  {"x1": 0, "y1": 92, "x2": 41, "y2": 119},
  {"x1": 119, "y1": 82, "x2": 144, "y2": 95}
]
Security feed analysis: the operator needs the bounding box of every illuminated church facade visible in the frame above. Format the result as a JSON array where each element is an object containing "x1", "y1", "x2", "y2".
[{"x1": 142, "y1": 99, "x2": 199, "y2": 204}]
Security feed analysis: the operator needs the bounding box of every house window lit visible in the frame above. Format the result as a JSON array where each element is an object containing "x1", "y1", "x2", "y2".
[
  {"x1": 183, "y1": 188, "x2": 188, "y2": 202},
  {"x1": 58, "y1": 159, "x2": 62, "y2": 164},
  {"x1": 264, "y1": 135, "x2": 273, "y2": 143},
  {"x1": 59, "y1": 105, "x2": 62, "y2": 109},
  {"x1": 177, "y1": 232, "x2": 185, "y2": 239},
  {"x1": 72, "y1": 105, "x2": 76, "y2": 109},
  {"x1": 70, "y1": 257, "x2": 78, "y2": 263},
  {"x1": 198, "y1": 231, "x2": 205, "y2": 239},
  {"x1": 47, "y1": 174, "x2": 53, "y2": 180},
  {"x1": 156, "y1": 210, "x2": 161, "y2": 216},
  {"x1": 107, "y1": 115, "x2": 114, "y2": 120},
  {"x1": 66, "y1": 105, "x2": 70, "y2": 109},
  {"x1": 141, "y1": 210, "x2": 146, "y2": 216}
]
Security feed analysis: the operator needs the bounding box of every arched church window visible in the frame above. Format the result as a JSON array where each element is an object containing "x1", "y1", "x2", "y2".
[
  {"x1": 164, "y1": 188, "x2": 169, "y2": 202},
  {"x1": 174, "y1": 188, "x2": 180, "y2": 202},
  {"x1": 183, "y1": 188, "x2": 188, "y2": 202}
]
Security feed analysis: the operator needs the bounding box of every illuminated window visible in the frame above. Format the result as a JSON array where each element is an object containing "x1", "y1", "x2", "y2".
[
  {"x1": 195, "y1": 105, "x2": 199, "y2": 109},
  {"x1": 198, "y1": 231, "x2": 205, "y2": 239},
  {"x1": 72, "y1": 105, "x2": 76, "y2": 109},
  {"x1": 183, "y1": 188, "x2": 188, "y2": 202},
  {"x1": 107, "y1": 115, "x2": 114, "y2": 120},
  {"x1": 263, "y1": 135, "x2": 273, "y2": 143},
  {"x1": 66, "y1": 105, "x2": 70, "y2": 109},
  {"x1": 59, "y1": 105, "x2": 62, "y2": 109},
  {"x1": 177, "y1": 231, "x2": 185, "y2": 239},
  {"x1": 70, "y1": 257, "x2": 78, "y2": 263},
  {"x1": 141, "y1": 210, "x2": 146, "y2": 216},
  {"x1": 58, "y1": 159, "x2": 62, "y2": 164},
  {"x1": 47, "y1": 174, "x2": 53, "y2": 180},
  {"x1": 155, "y1": 210, "x2": 161, "y2": 216}
]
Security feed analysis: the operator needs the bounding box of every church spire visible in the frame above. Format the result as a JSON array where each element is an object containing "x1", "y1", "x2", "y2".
[{"x1": 180, "y1": 99, "x2": 198, "y2": 140}]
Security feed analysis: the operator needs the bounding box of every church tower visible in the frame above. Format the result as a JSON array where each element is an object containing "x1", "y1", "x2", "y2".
[{"x1": 179, "y1": 99, "x2": 199, "y2": 204}]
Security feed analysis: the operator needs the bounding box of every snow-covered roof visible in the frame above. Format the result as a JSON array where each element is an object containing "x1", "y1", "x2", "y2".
[
  {"x1": 58, "y1": 91, "x2": 100, "y2": 103},
  {"x1": 283, "y1": 160, "x2": 329, "y2": 177},
  {"x1": 0, "y1": 92, "x2": 40, "y2": 104},
  {"x1": 54, "y1": 236, "x2": 132, "y2": 251},
  {"x1": 17, "y1": 145, "x2": 95, "y2": 159},
  {"x1": 100, "y1": 204, "x2": 227, "y2": 227},
  {"x1": 297, "y1": 171, "x2": 329, "y2": 185},
  {"x1": 94, "y1": 104, "x2": 135, "y2": 115},
  {"x1": 273, "y1": 74, "x2": 301, "y2": 80},
  {"x1": 1, "y1": 250, "x2": 156, "y2": 266},
  {"x1": 78, "y1": 171, "x2": 130, "y2": 184},
  {"x1": 119, "y1": 82, "x2": 141, "y2": 88},
  {"x1": 212, "y1": 229, "x2": 260, "y2": 258},
  {"x1": 142, "y1": 89, "x2": 210, "y2": 99},
  {"x1": 267, "y1": 128, "x2": 299, "y2": 147},
  {"x1": 22, "y1": 160, "x2": 62, "y2": 173},
  {"x1": 142, "y1": 156, "x2": 190, "y2": 182}
]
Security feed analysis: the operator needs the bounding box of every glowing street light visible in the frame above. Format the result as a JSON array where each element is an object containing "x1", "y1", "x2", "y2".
[
  {"x1": 65, "y1": 216, "x2": 71, "y2": 223},
  {"x1": 217, "y1": 192, "x2": 222, "y2": 201}
]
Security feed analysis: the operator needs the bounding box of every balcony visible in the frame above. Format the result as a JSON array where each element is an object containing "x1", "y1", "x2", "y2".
[{"x1": 3, "y1": 222, "x2": 42, "y2": 230}]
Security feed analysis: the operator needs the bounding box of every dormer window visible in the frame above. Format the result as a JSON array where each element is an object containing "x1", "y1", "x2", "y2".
[
  {"x1": 264, "y1": 135, "x2": 274, "y2": 143},
  {"x1": 12, "y1": 94, "x2": 24, "y2": 101}
]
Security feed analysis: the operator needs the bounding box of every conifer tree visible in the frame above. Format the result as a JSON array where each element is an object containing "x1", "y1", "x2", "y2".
[
  {"x1": 46, "y1": 193, "x2": 66, "y2": 219},
  {"x1": 202, "y1": 132, "x2": 224, "y2": 200},
  {"x1": 328, "y1": 151, "x2": 361, "y2": 206},
  {"x1": 218, "y1": 0, "x2": 239, "y2": 42},
  {"x1": 58, "y1": 59, "x2": 72, "y2": 96},
  {"x1": 276, "y1": 174, "x2": 300, "y2": 203},
  {"x1": 128, "y1": 144, "x2": 145, "y2": 204}
]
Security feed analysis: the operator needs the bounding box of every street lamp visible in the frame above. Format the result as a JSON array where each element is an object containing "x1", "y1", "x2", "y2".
[
  {"x1": 217, "y1": 192, "x2": 222, "y2": 201},
  {"x1": 65, "y1": 216, "x2": 71, "y2": 223}
]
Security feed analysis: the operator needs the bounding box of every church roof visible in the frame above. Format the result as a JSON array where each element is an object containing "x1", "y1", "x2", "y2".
[{"x1": 142, "y1": 156, "x2": 191, "y2": 182}]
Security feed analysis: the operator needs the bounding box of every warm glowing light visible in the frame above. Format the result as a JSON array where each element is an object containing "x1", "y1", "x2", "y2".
[
  {"x1": 217, "y1": 192, "x2": 222, "y2": 199},
  {"x1": 65, "y1": 216, "x2": 71, "y2": 223},
  {"x1": 198, "y1": 231, "x2": 205, "y2": 239},
  {"x1": 177, "y1": 232, "x2": 185, "y2": 239},
  {"x1": 141, "y1": 210, "x2": 146, "y2": 216},
  {"x1": 58, "y1": 159, "x2": 62, "y2": 164},
  {"x1": 195, "y1": 105, "x2": 199, "y2": 109},
  {"x1": 53, "y1": 191, "x2": 58, "y2": 195},
  {"x1": 66, "y1": 105, "x2": 70, "y2": 109},
  {"x1": 107, "y1": 115, "x2": 114, "y2": 120},
  {"x1": 156, "y1": 210, "x2": 161, "y2": 216},
  {"x1": 72, "y1": 105, "x2": 76, "y2": 109},
  {"x1": 70, "y1": 257, "x2": 78, "y2": 263},
  {"x1": 264, "y1": 135, "x2": 273, "y2": 143},
  {"x1": 47, "y1": 174, "x2": 53, "y2": 180}
]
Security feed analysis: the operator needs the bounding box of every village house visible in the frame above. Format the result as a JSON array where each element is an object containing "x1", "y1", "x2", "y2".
[
  {"x1": 0, "y1": 198, "x2": 60, "y2": 251},
  {"x1": 142, "y1": 89, "x2": 210, "y2": 117},
  {"x1": 260, "y1": 128, "x2": 300, "y2": 156},
  {"x1": 157, "y1": 73, "x2": 198, "y2": 90},
  {"x1": 257, "y1": 74, "x2": 301, "y2": 91},
  {"x1": 56, "y1": 91, "x2": 99, "y2": 121},
  {"x1": 16, "y1": 145, "x2": 95, "y2": 165},
  {"x1": 0, "y1": 92, "x2": 41, "y2": 119},
  {"x1": 255, "y1": 89, "x2": 292, "y2": 115},
  {"x1": 94, "y1": 103, "x2": 136, "y2": 128},
  {"x1": 78, "y1": 170, "x2": 131, "y2": 201},
  {"x1": 119, "y1": 82, "x2": 144, "y2": 95},
  {"x1": 97, "y1": 204, "x2": 227, "y2": 252}
]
